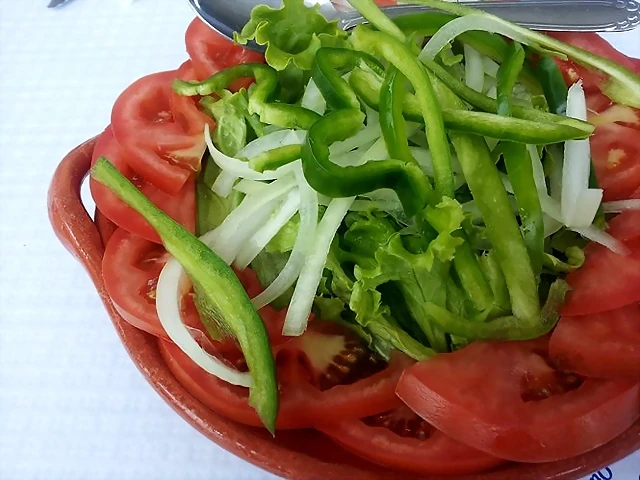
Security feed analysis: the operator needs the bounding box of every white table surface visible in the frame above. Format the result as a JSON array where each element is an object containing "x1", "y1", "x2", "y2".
[{"x1": 0, "y1": 1, "x2": 638, "y2": 479}]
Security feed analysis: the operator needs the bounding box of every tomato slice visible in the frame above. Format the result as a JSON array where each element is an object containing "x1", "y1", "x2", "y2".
[
  {"x1": 159, "y1": 322, "x2": 412, "y2": 429},
  {"x1": 550, "y1": 34, "x2": 640, "y2": 201},
  {"x1": 396, "y1": 338, "x2": 640, "y2": 463},
  {"x1": 90, "y1": 127, "x2": 195, "y2": 243},
  {"x1": 110, "y1": 70, "x2": 210, "y2": 195},
  {"x1": 588, "y1": 118, "x2": 640, "y2": 201},
  {"x1": 319, "y1": 406, "x2": 504, "y2": 475},
  {"x1": 184, "y1": 17, "x2": 264, "y2": 89},
  {"x1": 607, "y1": 187, "x2": 640, "y2": 242},
  {"x1": 171, "y1": 60, "x2": 217, "y2": 135},
  {"x1": 562, "y1": 238, "x2": 640, "y2": 316},
  {"x1": 550, "y1": 303, "x2": 640, "y2": 380}
]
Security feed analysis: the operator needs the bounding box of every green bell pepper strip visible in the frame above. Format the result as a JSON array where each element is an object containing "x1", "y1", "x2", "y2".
[
  {"x1": 401, "y1": 0, "x2": 640, "y2": 108},
  {"x1": 496, "y1": 42, "x2": 525, "y2": 117},
  {"x1": 350, "y1": 26, "x2": 454, "y2": 198},
  {"x1": 349, "y1": 66, "x2": 594, "y2": 143},
  {"x1": 501, "y1": 142, "x2": 544, "y2": 276},
  {"x1": 311, "y1": 47, "x2": 384, "y2": 111},
  {"x1": 301, "y1": 108, "x2": 435, "y2": 216},
  {"x1": 380, "y1": 67, "x2": 418, "y2": 166},
  {"x1": 392, "y1": 12, "x2": 542, "y2": 94},
  {"x1": 91, "y1": 157, "x2": 278, "y2": 433},
  {"x1": 423, "y1": 208, "x2": 494, "y2": 313},
  {"x1": 430, "y1": 72, "x2": 541, "y2": 322},
  {"x1": 249, "y1": 144, "x2": 303, "y2": 172},
  {"x1": 419, "y1": 57, "x2": 593, "y2": 134},
  {"x1": 535, "y1": 56, "x2": 569, "y2": 115},
  {"x1": 173, "y1": 63, "x2": 320, "y2": 130},
  {"x1": 424, "y1": 279, "x2": 569, "y2": 340}
]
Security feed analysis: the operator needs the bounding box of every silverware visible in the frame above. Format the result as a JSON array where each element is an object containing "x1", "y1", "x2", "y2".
[
  {"x1": 47, "y1": 0, "x2": 75, "y2": 7},
  {"x1": 188, "y1": 0, "x2": 640, "y2": 53}
]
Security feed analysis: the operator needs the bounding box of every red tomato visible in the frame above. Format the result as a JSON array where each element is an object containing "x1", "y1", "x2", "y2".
[
  {"x1": 102, "y1": 228, "x2": 290, "y2": 350},
  {"x1": 550, "y1": 34, "x2": 640, "y2": 201},
  {"x1": 549, "y1": 32, "x2": 640, "y2": 92},
  {"x1": 607, "y1": 187, "x2": 640, "y2": 242},
  {"x1": 171, "y1": 60, "x2": 217, "y2": 136},
  {"x1": 396, "y1": 338, "x2": 640, "y2": 463},
  {"x1": 550, "y1": 303, "x2": 640, "y2": 380},
  {"x1": 110, "y1": 70, "x2": 209, "y2": 195},
  {"x1": 102, "y1": 228, "x2": 198, "y2": 338},
  {"x1": 319, "y1": 406, "x2": 504, "y2": 475},
  {"x1": 562, "y1": 238, "x2": 640, "y2": 316},
  {"x1": 184, "y1": 18, "x2": 264, "y2": 89},
  {"x1": 159, "y1": 322, "x2": 412, "y2": 429},
  {"x1": 588, "y1": 114, "x2": 640, "y2": 201},
  {"x1": 90, "y1": 127, "x2": 196, "y2": 243}
]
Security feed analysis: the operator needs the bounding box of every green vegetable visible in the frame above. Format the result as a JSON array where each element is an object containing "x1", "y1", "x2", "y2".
[
  {"x1": 543, "y1": 246, "x2": 585, "y2": 273},
  {"x1": 380, "y1": 67, "x2": 418, "y2": 166},
  {"x1": 501, "y1": 142, "x2": 544, "y2": 276},
  {"x1": 196, "y1": 156, "x2": 242, "y2": 235},
  {"x1": 349, "y1": 66, "x2": 594, "y2": 143},
  {"x1": 496, "y1": 42, "x2": 525, "y2": 117},
  {"x1": 200, "y1": 90, "x2": 248, "y2": 157},
  {"x1": 91, "y1": 158, "x2": 278, "y2": 433},
  {"x1": 251, "y1": 251, "x2": 294, "y2": 309},
  {"x1": 424, "y1": 279, "x2": 569, "y2": 340},
  {"x1": 349, "y1": 25, "x2": 455, "y2": 198},
  {"x1": 302, "y1": 107, "x2": 433, "y2": 217},
  {"x1": 429, "y1": 74, "x2": 541, "y2": 323},
  {"x1": 174, "y1": 63, "x2": 320, "y2": 130},
  {"x1": 401, "y1": 0, "x2": 640, "y2": 108},
  {"x1": 249, "y1": 144, "x2": 303, "y2": 172},
  {"x1": 234, "y1": 0, "x2": 348, "y2": 71},
  {"x1": 392, "y1": 12, "x2": 542, "y2": 93},
  {"x1": 536, "y1": 56, "x2": 569, "y2": 115}
]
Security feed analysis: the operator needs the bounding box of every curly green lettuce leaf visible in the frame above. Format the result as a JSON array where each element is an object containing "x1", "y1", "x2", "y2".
[
  {"x1": 234, "y1": 0, "x2": 349, "y2": 71},
  {"x1": 196, "y1": 156, "x2": 242, "y2": 236},
  {"x1": 200, "y1": 90, "x2": 248, "y2": 157}
]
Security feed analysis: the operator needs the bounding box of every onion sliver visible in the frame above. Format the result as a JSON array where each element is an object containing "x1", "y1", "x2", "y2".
[
  {"x1": 234, "y1": 190, "x2": 301, "y2": 270},
  {"x1": 156, "y1": 257, "x2": 251, "y2": 387},
  {"x1": 282, "y1": 196, "x2": 355, "y2": 336},
  {"x1": 603, "y1": 199, "x2": 640, "y2": 212},
  {"x1": 251, "y1": 164, "x2": 318, "y2": 309}
]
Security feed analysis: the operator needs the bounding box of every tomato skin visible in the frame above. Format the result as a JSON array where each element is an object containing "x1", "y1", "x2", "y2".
[
  {"x1": 562, "y1": 238, "x2": 640, "y2": 316},
  {"x1": 158, "y1": 332, "x2": 412, "y2": 429},
  {"x1": 549, "y1": 33, "x2": 640, "y2": 201},
  {"x1": 111, "y1": 70, "x2": 209, "y2": 195},
  {"x1": 550, "y1": 303, "x2": 640, "y2": 380},
  {"x1": 319, "y1": 411, "x2": 504, "y2": 475},
  {"x1": 606, "y1": 187, "x2": 640, "y2": 243},
  {"x1": 171, "y1": 60, "x2": 217, "y2": 135},
  {"x1": 185, "y1": 18, "x2": 264, "y2": 90},
  {"x1": 90, "y1": 127, "x2": 196, "y2": 243},
  {"x1": 396, "y1": 339, "x2": 640, "y2": 463}
]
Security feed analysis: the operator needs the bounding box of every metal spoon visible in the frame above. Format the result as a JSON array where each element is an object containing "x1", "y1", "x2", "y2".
[{"x1": 188, "y1": 0, "x2": 640, "y2": 52}]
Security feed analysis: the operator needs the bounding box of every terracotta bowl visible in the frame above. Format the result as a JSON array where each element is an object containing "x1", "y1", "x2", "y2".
[{"x1": 48, "y1": 137, "x2": 640, "y2": 480}]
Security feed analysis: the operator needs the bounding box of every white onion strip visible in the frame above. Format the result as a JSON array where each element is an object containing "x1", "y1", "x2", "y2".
[
  {"x1": 282, "y1": 196, "x2": 355, "y2": 336},
  {"x1": 464, "y1": 44, "x2": 485, "y2": 92},
  {"x1": 234, "y1": 190, "x2": 301, "y2": 270},
  {"x1": 251, "y1": 164, "x2": 319, "y2": 309},
  {"x1": 603, "y1": 199, "x2": 640, "y2": 212},
  {"x1": 420, "y1": 14, "x2": 542, "y2": 61},
  {"x1": 301, "y1": 79, "x2": 327, "y2": 115},
  {"x1": 156, "y1": 258, "x2": 251, "y2": 387},
  {"x1": 205, "y1": 125, "x2": 298, "y2": 181},
  {"x1": 561, "y1": 82, "x2": 602, "y2": 228}
]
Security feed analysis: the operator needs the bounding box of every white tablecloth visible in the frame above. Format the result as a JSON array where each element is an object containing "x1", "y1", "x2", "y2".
[{"x1": 0, "y1": 1, "x2": 637, "y2": 479}]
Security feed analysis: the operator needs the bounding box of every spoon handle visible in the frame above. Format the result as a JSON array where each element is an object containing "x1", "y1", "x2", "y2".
[{"x1": 338, "y1": 0, "x2": 640, "y2": 32}]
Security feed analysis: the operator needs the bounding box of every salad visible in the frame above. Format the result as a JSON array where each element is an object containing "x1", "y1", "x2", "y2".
[{"x1": 88, "y1": 0, "x2": 640, "y2": 474}]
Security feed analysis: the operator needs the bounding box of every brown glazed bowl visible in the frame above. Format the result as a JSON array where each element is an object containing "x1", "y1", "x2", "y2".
[{"x1": 48, "y1": 137, "x2": 640, "y2": 480}]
